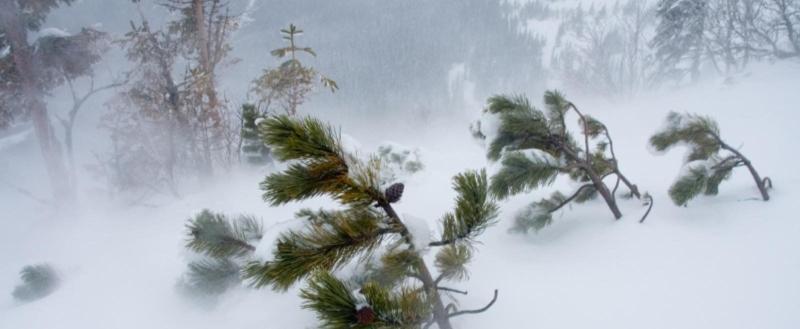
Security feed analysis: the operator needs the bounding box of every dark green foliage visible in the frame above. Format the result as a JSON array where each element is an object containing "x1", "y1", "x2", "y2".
[
  {"x1": 12, "y1": 264, "x2": 59, "y2": 302},
  {"x1": 244, "y1": 115, "x2": 498, "y2": 328},
  {"x1": 186, "y1": 210, "x2": 262, "y2": 259},
  {"x1": 479, "y1": 91, "x2": 642, "y2": 229},
  {"x1": 650, "y1": 112, "x2": 721, "y2": 162},
  {"x1": 301, "y1": 272, "x2": 430, "y2": 328},
  {"x1": 245, "y1": 206, "x2": 390, "y2": 291},
  {"x1": 668, "y1": 166, "x2": 708, "y2": 206},
  {"x1": 439, "y1": 170, "x2": 499, "y2": 245},
  {"x1": 489, "y1": 152, "x2": 560, "y2": 199},
  {"x1": 650, "y1": 112, "x2": 770, "y2": 205},
  {"x1": 259, "y1": 115, "x2": 381, "y2": 206},
  {"x1": 485, "y1": 95, "x2": 553, "y2": 161},
  {"x1": 240, "y1": 104, "x2": 271, "y2": 165}
]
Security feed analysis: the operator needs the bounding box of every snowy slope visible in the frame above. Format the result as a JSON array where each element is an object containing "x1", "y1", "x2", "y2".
[{"x1": 1, "y1": 61, "x2": 799, "y2": 329}]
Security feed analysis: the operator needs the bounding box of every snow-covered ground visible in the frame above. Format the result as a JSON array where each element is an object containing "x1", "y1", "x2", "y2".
[{"x1": 1, "y1": 59, "x2": 799, "y2": 329}]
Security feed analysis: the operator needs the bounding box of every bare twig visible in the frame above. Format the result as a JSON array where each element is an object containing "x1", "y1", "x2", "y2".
[
  {"x1": 447, "y1": 289, "x2": 499, "y2": 319},
  {"x1": 438, "y1": 287, "x2": 468, "y2": 295}
]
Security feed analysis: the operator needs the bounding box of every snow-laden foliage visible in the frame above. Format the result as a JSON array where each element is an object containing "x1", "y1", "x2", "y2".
[
  {"x1": 475, "y1": 90, "x2": 647, "y2": 232},
  {"x1": 244, "y1": 115, "x2": 499, "y2": 329},
  {"x1": 650, "y1": 111, "x2": 771, "y2": 205}
]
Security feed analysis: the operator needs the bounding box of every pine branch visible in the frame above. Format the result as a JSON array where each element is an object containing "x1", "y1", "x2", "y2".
[
  {"x1": 489, "y1": 152, "x2": 560, "y2": 200},
  {"x1": 260, "y1": 115, "x2": 381, "y2": 206},
  {"x1": 244, "y1": 206, "x2": 393, "y2": 291},
  {"x1": 185, "y1": 210, "x2": 261, "y2": 259},
  {"x1": 431, "y1": 170, "x2": 499, "y2": 247},
  {"x1": 434, "y1": 244, "x2": 471, "y2": 282},
  {"x1": 181, "y1": 258, "x2": 241, "y2": 296}
]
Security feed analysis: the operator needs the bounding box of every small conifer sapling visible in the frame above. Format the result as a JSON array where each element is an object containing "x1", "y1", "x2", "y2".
[
  {"x1": 476, "y1": 90, "x2": 649, "y2": 232},
  {"x1": 244, "y1": 115, "x2": 500, "y2": 329},
  {"x1": 649, "y1": 112, "x2": 771, "y2": 205}
]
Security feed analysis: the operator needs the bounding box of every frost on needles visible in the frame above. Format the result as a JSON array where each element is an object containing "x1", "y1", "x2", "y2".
[
  {"x1": 241, "y1": 115, "x2": 499, "y2": 329},
  {"x1": 650, "y1": 112, "x2": 771, "y2": 206},
  {"x1": 475, "y1": 90, "x2": 651, "y2": 233}
]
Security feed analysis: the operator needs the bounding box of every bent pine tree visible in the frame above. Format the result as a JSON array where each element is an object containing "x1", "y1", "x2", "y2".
[
  {"x1": 650, "y1": 112, "x2": 771, "y2": 205},
  {"x1": 244, "y1": 115, "x2": 499, "y2": 329},
  {"x1": 478, "y1": 91, "x2": 649, "y2": 232}
]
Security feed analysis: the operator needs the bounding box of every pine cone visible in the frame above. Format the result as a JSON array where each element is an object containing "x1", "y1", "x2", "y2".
[
  {"x1": 356, "y1": 306, "x2": 376, "y2": 325},
  {"x1": 385, "y1": 183, "x2": 404, "y2": 203}
]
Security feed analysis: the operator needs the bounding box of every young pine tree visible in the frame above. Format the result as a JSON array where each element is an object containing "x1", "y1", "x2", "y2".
[
  {"x1": 649, "y1": 112, "x2": 771, "y2": 205},
  {"x1": 240, "y1": 104, "x2": 271, "y2": 166},
  {"x1": 251, "y1": 24, "x2": 338, "y2": 116},
  {"x1": 243, "y1": 115, "x2": 499, "y2": 329},
  {"x1": 12, "y1": 263, "x2": 60, "y2": 303},
  {"x1": 477, "y1": 91, "x2": 649, "y2": 233}
]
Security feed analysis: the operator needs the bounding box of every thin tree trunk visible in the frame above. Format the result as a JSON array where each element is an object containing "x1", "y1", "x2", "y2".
[
  {"x1": 378, "y1": 201, "x2": 453, "y2": 329},
  {"x1": 1, "y1": 3, "x2": 72, "y2": 202},
  {"x1": 718, "y1": 140, "x2": 770, "y2": 201}
]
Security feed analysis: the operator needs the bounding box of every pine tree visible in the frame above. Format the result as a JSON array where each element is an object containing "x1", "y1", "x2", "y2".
[
  {"x1": 12, "y1": 263, "x2": 59, "y2": 302},
  {"x1": 475, "y1": 91, "x2": 649, "y2": 233},
  {"x1": 251, "y1": 24, "x2": 338, "y2": 116},
  {"x1": 243, "y1": 115, "x2": 499, "y2": 329},
  {"x1": 240, "y1": 104, "x2": 271, "y2": 166},
  {"x1": 179, "y1": 210, "x2": 263, "y2": 297},
  {"x1": 649, "y1": 112, "x2": 771, "y2": 205},
  {"x1": 0, "y1": 0, "x2": 108, "y2": 201}
]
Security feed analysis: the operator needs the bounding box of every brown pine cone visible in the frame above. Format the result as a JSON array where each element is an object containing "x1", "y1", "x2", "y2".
[{"x1": 385, "y1": 183, "x2": 404, "y2": 203}]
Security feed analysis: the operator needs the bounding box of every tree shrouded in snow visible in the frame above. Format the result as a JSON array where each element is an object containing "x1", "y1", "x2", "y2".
[
  {"x1": 474, "y1": 90, "x2": 650, "y2": 233},
  {"x1": 238, "y1": 115, "x2": 499, "y2": 329},
  {"x1": 0, "y1": 0, "x2": 108, "y2": 201},
  {"x1": 650, "y1": 111, "x2": 771, "y2": 205}
]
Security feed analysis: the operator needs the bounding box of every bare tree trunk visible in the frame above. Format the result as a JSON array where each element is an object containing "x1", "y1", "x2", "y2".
[{"x1": 1, "y1": 3, "x2": 73, "y2": 202}]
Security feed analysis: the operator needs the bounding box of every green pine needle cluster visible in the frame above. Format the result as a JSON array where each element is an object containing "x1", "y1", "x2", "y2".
[
  {"x1": 12, "y1": 263, "x2": 59, "y2": 302},
  {"x1": 489, "y1": 152, "x2": 560, "y2": 199},
  {"x1": 650, "y1": 112, "x2": 721, "y2": 162},
  {"x1": 301, "y1": 272, "x2": 430, "y2": 328},
  {"x1": 180, "y1": 210, "x2": 263, "y2": 296},
  {"x1": 259, "y1": 115, "x2": 381, "y2": 206},
  {"x1": 650, "y1": 112, "x2": 769, "y2": 205},
  {"x1": 245, "y1": 206, "x2": 391, "y2": 291},
  {"x1": 439, "y1": 170, "x2": 499, "y2": 245}
]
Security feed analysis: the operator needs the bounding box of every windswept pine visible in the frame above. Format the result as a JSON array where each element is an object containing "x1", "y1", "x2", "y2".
[
  {"x1": 244, "y1": 115, "x2": 499, "y2": 329},
  {"x1": 650, "y1": 112, "x2": 771, "y2": 205},
  {"x1": 12, "y1": 263, "x2": 59, "y2": 303},
  {"x1": 476, "y1": 91, "x2": 649, "y2": 233}
]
